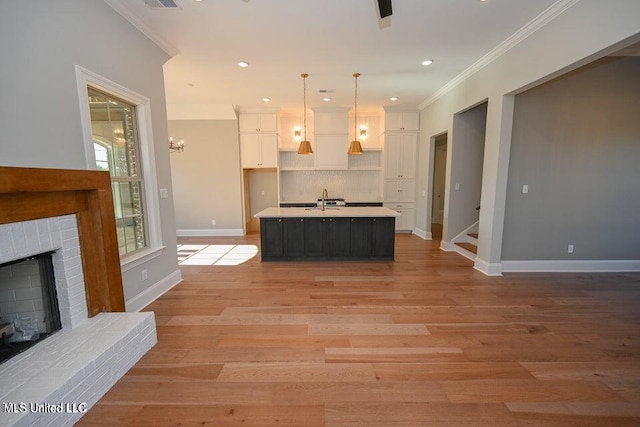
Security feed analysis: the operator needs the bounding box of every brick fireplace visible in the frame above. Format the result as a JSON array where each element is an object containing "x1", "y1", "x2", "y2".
[{"x1": 0, "y1": 167, "x2": 157, "y2": 426}]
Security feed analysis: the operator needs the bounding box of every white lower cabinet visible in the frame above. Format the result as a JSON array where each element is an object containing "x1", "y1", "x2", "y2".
[
  {"x1": 384, "y1": 179, "x2": 415, "y2": 203},
  {"x1": 384, "y1": 203, "x2": 415, "y2": 231}
]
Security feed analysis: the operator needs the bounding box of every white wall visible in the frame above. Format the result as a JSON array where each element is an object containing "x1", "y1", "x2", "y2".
[
  {"x1": 416, "y1": 0, "x2": 640, "y2": 273},
  {"x1": 168, "y1": 120, "x2": 244, "y2": 234},
  {"x1": 0, "y1": 0, "x2": 180, "y2": 307}
]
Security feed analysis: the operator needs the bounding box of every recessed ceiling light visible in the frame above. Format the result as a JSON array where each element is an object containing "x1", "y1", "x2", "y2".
[
  {"x1": 238, "y1": 61, "x2": 249, "y2": 68},
  {"x1": 422, "y1": 59, "x2": 434, "y2": 66},
  {"x1": 263, "y1": 97, "x2": 271, "y2": 102},
  {"x1": 390, "y1": 97, "x2": 399, "y2": 101},
  {"x1": 322, "y1": 97, "x2": 331, "y2": 102}
]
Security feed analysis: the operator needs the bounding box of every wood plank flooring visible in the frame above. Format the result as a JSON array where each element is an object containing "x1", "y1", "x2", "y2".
[{"x1": 77, "y1": 233, "x2": 640, "y2": 426}]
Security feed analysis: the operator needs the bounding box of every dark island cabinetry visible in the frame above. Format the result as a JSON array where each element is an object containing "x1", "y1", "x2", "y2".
[
  {"x1": 260, "y1": 216, "x2": 395, "y2": 261},
  {"x1": 259, "y1": 218, "x2": 283, "y2": 257}
]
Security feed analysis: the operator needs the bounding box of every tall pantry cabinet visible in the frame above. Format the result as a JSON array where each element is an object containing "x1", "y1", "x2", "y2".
[
  {"x1": 238, "y1": 113, "x2": 279, "y2": 233},
  {"x1": 382, "y1": 110, "x2": 419, "y2": 231}
]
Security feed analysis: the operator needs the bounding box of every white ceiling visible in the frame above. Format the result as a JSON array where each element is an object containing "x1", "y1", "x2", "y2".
[{"x1": 110, "y1": 0, "x2": 561, "y2": 113}]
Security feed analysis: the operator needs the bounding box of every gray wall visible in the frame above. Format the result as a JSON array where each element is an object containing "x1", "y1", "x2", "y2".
[
  {"x1": 446, "y1": 103, "x2": 487, "y2": 241},
  {"x1": 503, "y1": 56, "x2": 640, "y2": 260},
  {"x1": 168, "y1": 120, "x2": 244, "y2": 231},
  {"x1": 0, "y1": 0, "x2": 179, "y2": 305}
]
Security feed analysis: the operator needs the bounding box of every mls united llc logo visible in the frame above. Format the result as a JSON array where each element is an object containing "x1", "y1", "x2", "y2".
[{"x1": 2, "y1": 402, "x2": 88, "y2": 414}]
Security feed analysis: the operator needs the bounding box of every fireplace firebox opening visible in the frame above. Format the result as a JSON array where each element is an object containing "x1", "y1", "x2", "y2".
[{"x1": 0, "y1": 251, "x2": 62, "y2": 365}]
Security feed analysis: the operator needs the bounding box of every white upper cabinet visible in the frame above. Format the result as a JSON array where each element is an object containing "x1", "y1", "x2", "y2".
[
  {"x1": 314, "y1": 134, "x2": 348, "y2": 170},
  {"x1": 384, "y1": 111, "x2": 420, "y2": 132},
  {"x1": 239, "y1": 113, "x2": 277, "y2": 133},
  {"x1": 384, "y1": 132, "x2": 417, "y2": 179},
  {"x1": 241, "y1": 133, "x2": 278, "y2": 168}
]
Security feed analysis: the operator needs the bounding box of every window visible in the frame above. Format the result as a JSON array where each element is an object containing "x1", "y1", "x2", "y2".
[
  {"x1": 77, "y1": 65, "x2": 163, "y2": 269},
  {"x1": 87, "y1": 88, "x2": 147, "y2": 257}
]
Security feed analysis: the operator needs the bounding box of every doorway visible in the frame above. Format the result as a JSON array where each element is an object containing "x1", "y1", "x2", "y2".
[
  {"x1": 242, "y1": 168, "x2": 278, "y2": 233},
  {"x1": 431, "y1": 133, "x2": 447, "y2": 240}
]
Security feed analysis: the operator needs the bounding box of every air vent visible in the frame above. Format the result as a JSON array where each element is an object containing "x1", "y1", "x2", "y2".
[
  {"x1": 319, "y1": 89, "x2": 336, "y2": 94},
  {"x1": 144, "y1": 0, "x2": 179, "y2": 8}
]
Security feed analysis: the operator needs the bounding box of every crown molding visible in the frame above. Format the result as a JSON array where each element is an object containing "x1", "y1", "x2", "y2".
[
  {"x1": 104, "y1": 0, "x2": 180, "y2": 57},
  {"x1": 418, "y1": 0, "x2": 580, "y2": 110}
]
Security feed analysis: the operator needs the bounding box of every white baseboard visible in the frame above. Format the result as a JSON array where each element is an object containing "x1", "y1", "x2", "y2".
[
  {"x1": 413, "y1": 228, "x2": 432, "y2": 240},
  {"x1": 501, "y1": 260, "x2": 640, "y2": 273},
  {"x1": 177, "y1": 228, "x2": 244, "y2": 237},
  {"x1": 126, "y1": 269, "x2": 182, "y2": 312},
  {"x1": 474, "y1": 258, "x2": 503, "y2": 276},
  {"x1": 454, "y1": 245, "x2": 477, "y2": 262},
  {"x1": 440, "y1": 240, "x2": 455, "y2": 252}
]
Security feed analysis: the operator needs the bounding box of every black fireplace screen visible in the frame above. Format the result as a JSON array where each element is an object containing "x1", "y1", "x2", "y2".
[{"x1": 0, "y1": 251, "x2": 62, "y2": 364}]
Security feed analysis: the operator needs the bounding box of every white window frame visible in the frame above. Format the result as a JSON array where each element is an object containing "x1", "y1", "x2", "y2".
[{"x1": 76, "y1": 65, "x2": 164, "y2": 271}]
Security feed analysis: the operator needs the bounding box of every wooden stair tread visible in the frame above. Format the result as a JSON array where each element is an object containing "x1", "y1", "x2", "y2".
[
  {"x1": 455, "y1": 242, "x2": 478, "y2": 254},
  {"x1": 468, "y1": 233, "x2": 478, "y2": 239}
]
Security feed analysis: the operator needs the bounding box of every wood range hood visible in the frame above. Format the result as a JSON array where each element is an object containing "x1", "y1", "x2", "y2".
[{"x1": 0, "y1": 166, "x2": 125, "y2": 316}]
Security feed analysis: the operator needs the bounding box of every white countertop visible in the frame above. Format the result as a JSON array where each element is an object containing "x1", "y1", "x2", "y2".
[{"x1": 254, "y1": 206, "x2": 400, "y2": 218}]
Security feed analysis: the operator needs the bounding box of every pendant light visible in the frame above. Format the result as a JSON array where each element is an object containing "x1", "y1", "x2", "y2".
[
  {"x1": 297, "y1": 73, "x2": 313, "y2": 155},
  {"x1": 348, "y1": 72, "x2": 364, "y2": 155}
]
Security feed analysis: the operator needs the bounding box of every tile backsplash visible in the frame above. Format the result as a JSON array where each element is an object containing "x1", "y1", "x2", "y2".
[
  {"x1": 279, "y1": 150, "x2": 383, "y2": 202},
  {"x1": 280, "y1": 169, "x2": 382, "y2": 202}
]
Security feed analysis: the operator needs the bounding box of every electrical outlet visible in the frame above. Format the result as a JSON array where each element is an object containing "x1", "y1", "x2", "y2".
[
  {"x1": 211, "y1": 219, "x2": 216, "y2": 226},
  {"x1": 142, "y1": 269, "x2": 148, "y2": 281},
  {"x1": 567, "y1": 244, "x2": 574, "y2": 254}
]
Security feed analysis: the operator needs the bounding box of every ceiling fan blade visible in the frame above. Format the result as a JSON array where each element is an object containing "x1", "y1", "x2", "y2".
[{"x1": 378, "y1": 0, "x2": 392, "y2": 18}]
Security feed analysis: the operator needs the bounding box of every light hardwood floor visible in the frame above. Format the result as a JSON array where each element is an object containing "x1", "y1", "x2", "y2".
[{"x1": 78, "y1": 233, "x2": 640, "y2": 426}]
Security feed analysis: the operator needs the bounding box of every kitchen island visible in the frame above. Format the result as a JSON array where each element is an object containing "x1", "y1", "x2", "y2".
[{"x1": 254, "y1": 207, "x2": 400, "y2": 261}]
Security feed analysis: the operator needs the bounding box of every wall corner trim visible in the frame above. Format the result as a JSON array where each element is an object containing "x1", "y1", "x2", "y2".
[
  {"x1": 413, "y1": 228, "x2": 431, "y2": 240},
  {"x1": 126, "y1": 269, "x2": 182, "y2": 312},
  {"x1": 474, "y1": 258, "x2": 503, "y2": 276},
  {"x1": 440, "y1": 241, "x2": 456, "y2": 252}
]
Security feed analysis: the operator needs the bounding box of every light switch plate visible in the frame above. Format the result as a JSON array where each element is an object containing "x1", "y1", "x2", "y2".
[
  {"x1": 159, "y1": 188, "x2": 169, "y2": 199},
  {"x1": 522, "y1": 185, "x2": 529, "y2": 194}
]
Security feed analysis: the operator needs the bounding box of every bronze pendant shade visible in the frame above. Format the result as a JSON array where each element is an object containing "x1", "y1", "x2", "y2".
[
  {"x1": 349, "y1": 72, "x2": 364, "y2": 155},
  {"x1": 297, "y1": 73, "x2": 313, "y2": 155}
]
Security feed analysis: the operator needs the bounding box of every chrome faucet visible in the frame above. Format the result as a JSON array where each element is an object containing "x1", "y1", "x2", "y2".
[{"x1": 321, "y1": 188, "x2": 328, "y2": 211}]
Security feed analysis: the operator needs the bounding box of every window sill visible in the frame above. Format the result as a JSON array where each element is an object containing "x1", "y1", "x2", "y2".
[{"x1": 120, "y1": 245, "x2": 166, "y2": 272}]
